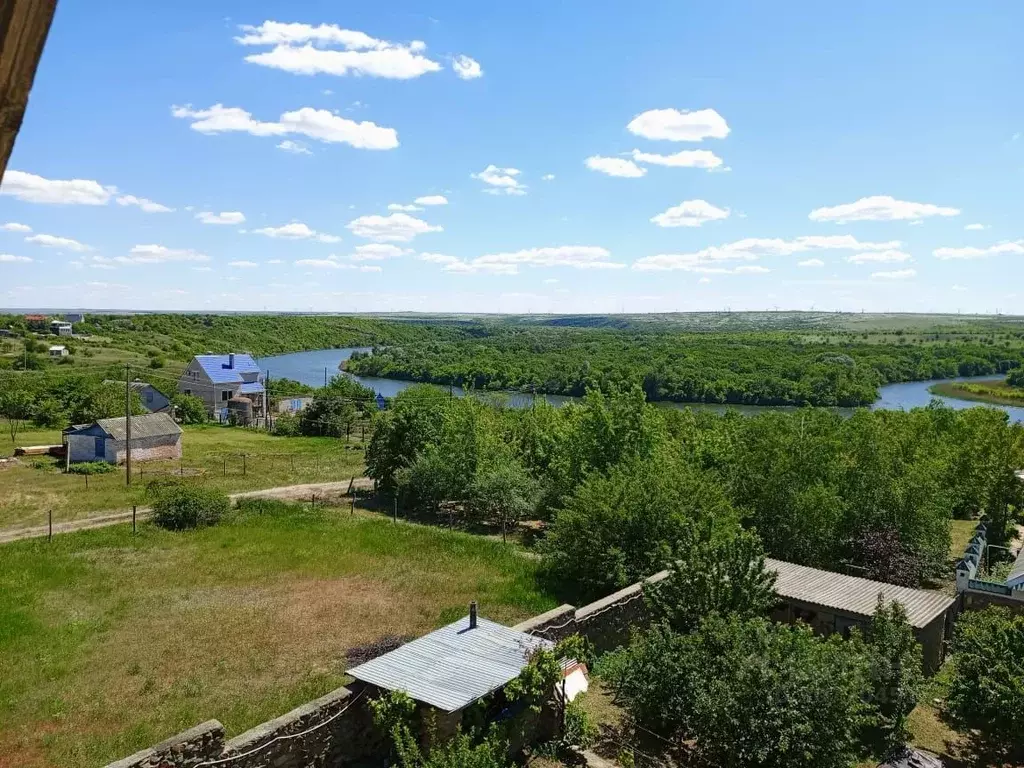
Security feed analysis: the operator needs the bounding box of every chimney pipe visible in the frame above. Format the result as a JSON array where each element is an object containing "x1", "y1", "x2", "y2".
[
  {"x1": 228, "y1": 353, "x2": 235, "y2": 369},
  {"x1": 469, "y1": 601, "x2": 477, "y2": 629}
]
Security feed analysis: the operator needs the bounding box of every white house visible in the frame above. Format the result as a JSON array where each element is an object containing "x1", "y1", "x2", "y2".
[
  {"x1": 177, "y1": 353, "x2": 265, "y2": 421},
  {"x1": 48, "y1": 345, "x2": 68, "y2": 357}
]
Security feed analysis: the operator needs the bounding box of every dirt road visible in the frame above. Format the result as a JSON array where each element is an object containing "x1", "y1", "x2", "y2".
[{"x1": 0, "y1": 477, "x2": 375, "y2": 545}]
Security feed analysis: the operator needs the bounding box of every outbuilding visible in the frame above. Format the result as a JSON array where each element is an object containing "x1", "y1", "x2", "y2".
[
  {"x1": 766, "y1": 558, "x2": 956, "y2": 673},
  {"x1": 48, "y1": 345, "x2": 68, "y2": 357},
  {"x1": 63, "y1": 413, "x2": 182, "y2": 464}
]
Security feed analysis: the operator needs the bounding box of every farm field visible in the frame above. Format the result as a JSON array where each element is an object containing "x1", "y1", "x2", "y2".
[
  {"x1": 0, "y1": 425, "x2": 367, "y2": 531},
  {"x1": 0, "y1": 502, "x2": 556, "y2": 768}
]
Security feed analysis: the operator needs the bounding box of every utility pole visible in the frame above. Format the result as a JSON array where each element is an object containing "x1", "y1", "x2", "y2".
[
  {"x1": 324, "y1": 367, "x2": 328, "y2": 386},
  {"x1": 124, "y1": 363, "x2": 132, "y2": 486},
  {"x1": 265, "y1": 369, "x2": 271, "y2": 431}
]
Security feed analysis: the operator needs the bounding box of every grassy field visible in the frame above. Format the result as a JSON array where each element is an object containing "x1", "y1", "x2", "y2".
[
  {"x1": 0, "y1": 502, "x2": 556, "y2": 768},
  {"x1": 0, "y1": 424, "x2": 367, "y2": 531},
  {"x1": 930, "y1": 379, "x2": 1024, "y2": 407},
  {"x1": 949, "y1": 519, "x2": 978, "y2": 560}
]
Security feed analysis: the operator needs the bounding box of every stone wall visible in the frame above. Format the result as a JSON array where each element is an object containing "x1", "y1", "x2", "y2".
[
  {"x1": 103, "y1": 720, "x2": 224, "y2": 768},
  {"x1": 101, "y1": 687, "x2": 386, "y2": 768},
  {"x1": 513, "y1": 570, "x2": 669, "y2": 652},
  {"x1": 111, "y1": 434, "x2": 182, "y2": 463}
]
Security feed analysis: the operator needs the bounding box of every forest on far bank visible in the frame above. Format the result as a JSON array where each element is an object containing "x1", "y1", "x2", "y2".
[{"x1": 346, "y1": 326, "x2": 1024, "y2": 407}]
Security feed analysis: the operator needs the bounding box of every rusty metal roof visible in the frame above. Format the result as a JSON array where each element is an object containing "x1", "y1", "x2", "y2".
[
  {"x1": 347, "y1": 616, "x2": 552, "y2": 712},
  {"x1": 766, "y1": 558, "x2": 954, "y2": 629}
]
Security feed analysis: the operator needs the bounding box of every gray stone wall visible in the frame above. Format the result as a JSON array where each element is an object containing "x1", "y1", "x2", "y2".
[
  {"x1": 103, "y1": 720, "x2": 224, "y2": 768},
  {"x1": 110, "y1": 434, "x2": 182, "y2": 463}
]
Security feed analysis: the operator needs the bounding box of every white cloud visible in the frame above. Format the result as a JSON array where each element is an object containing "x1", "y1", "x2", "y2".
[
  {"x1": 267, "y1": 259, "x2": 283, "y2": 264},
  {"x1": 347, "y1": 213, "x2": 442, "y2": 242},
  {"x1": 236, "y1": 21, "x2": 441, "y2": 80},
  {"x1": 846, "y1": 249, "x2": 913, "y2": 264},
  {"x1": 633, "y1": 235, "x2": 901, "y2": 271},
  {"x1": 798, "y1": 259, "x2": 825, "y2": 268},
  {"x1": 294, "y1": 254, "x2": 381, "y2": 272},
  {"x1": 585, "y1": 156, "x2": 646, "y2": 178},
  {"x1": 253, "y1": 222, "x2": 341, "y2": 242},
  {"x1": 871, "y1": 269, "x2": 917, "y2": 280},
  {"x1": 426, "y1": 246, "x2": 622, "y2": 275},
  {"x1": 388, "y1": 203, "x2": 423, "y2": 212},
  {"x1": 85, "y1": 281, "x2": 129, "y2": 290},
  {"x1": 452, "y1": 55, "x2": 483, "y2": 80},
  {"x1": 542, "y1": 174, "x2": 555, "y2": 181},
  {"x1": 228, "y1": 260, "x2": 259, "y2": 268},
  {"x1": 0, "y1": 254, "x2": 32, "y2": 263},
  {"x1": 627, "y1": 108, "x2": 730, "y2": 142},
  {"x1": 197, "y1": 210, "x2": 246, "y2": 225},
  {"x1": 698, "y1": 277, "x2": 712, "y2": 284},
  {"x1": 277, "y1": 140, "x2": 312, "y2": 155},
  {"x1": 414, "y1": 195, "x2": 448, "y2": 206},
  {"x1": 650, "y1": 199, "x2": 730, "y2": 228},
  {"x1": 472, "y1": 165, "x2": 526, "y2": 195},
  {"x1": 0, "y1": 170, "x2": 114, "y2": 205},
  {"x1": 630, "y1": 148, "x2": 723, "y2": 170},
  {"x1": 116, "y1": 194, "x2": 173, "y2": 213},
  {"x1": 172, "y1": 104, "x2": 398, "y2": 150},
  {"x1": 25, "y1": 233, "x2": 91, "y2": 251},
  {"x1": 952, "y1": 284, "x2": 967, "y2": 292},
  {"x1": 963, "y1": 223, "x2": 988, "y2": 231},
  {"x1": 933, "y1": 241, "x2": 1024, "y2": 260},
  {"x1": 543, "y1": 278, "x2": 559, "y2": 284},
  {"x1": 92, "y1": 245, "x2": 210, "y2": 266},
  {"x1": 1, "y1": 222, "x2": 31, "y2": 232},
  {"x1": 352, "y1": 244, "x2": 408, "y2": 261},
  {"x1": 809, "y1": 195, "x2": 960, "y2": 223}
]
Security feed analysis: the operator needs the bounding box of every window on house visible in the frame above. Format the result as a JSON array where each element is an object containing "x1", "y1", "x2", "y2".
[{"x1": 221, "y1": 390, "x2": 230, "y2": 401}]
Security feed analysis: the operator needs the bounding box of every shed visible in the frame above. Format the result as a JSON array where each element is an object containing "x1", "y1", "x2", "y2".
[
  {"x1": 63, "y1": 413, "x2": 182, "y2": 464},
  {"x1": 766, "y1": 558, "x2": 956, "y2": 673},
  {"x1": 348, "y1": 611, "x2": 552, "y2": 714},
  {"x1": 48, "y1": 344, "x2": 68, "y2": 357}
]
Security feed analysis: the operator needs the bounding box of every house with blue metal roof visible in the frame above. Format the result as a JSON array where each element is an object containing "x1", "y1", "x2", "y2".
[{"x1": 177, "y1": 353, "x2": 265, "y2": 422}]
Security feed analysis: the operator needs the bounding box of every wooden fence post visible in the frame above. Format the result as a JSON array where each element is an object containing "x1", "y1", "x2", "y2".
[
  {"x1": 48, "y1": 509, "x2": 52, "y2": 541},
  {"x1": 132, "y1": 505, "x2": 137, "y2": 533}
]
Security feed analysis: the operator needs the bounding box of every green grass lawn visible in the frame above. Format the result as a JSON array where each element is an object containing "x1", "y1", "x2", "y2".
[
  {"x1": 0, "y1": 502, "x2": 556, "y2": 768},
  {"x1": 0, "y1": 424, "x2": 367, "y2": 531}
]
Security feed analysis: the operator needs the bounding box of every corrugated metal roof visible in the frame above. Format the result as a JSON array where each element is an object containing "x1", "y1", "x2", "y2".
[
  {"x1": 766, "y1": 558, "x2": 954, "y2": 629},
  {"x1": 93, "y1": 413, "x2": 182, "y2": 441},
  {"x1": 195, "y1": 354, "x2": 261, "y2": 384},
  {"x1": 1006, "y1": 544, "x2": 1024, "y2": 589},
  {"x1": 347, "y1": 616, "x2": 552, "y2": 712},
  {"x1": 238, "y1": 381, "x2": 265, "y2": 394}
]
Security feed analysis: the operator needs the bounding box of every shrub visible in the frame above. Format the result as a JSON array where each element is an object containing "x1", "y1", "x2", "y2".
[
  {"x1": 171, "y1": 393, "x2": 207, "y2": 424},
  {"x1": 562, "y1": 697, "x2": 598, "y2": 749},
  {"x1": 68, "y1": 461, "x2": 115, "y2": 475},
  {"x1": 150, "y1": 483, "x2": 230, "y2": 530},
  {"x1": 271, "y1": 413, "x2": 301, "y2": 436}
]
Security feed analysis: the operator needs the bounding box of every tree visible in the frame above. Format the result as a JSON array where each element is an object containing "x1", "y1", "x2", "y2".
[
  {"x1": 945, "y1": 607, "x2": 1024, "y2": 766},
  {"x1": 1008, "y1": 367, "x2": 1024, "y2": 387},
  {"x1": 542, "y1": 445, "x2": 738, "y2": 598},
  {"x1": 860, "y1": 597, "x2": 924, "y2": 755},
  {"x1": 171, "y1": 393, "x2": 207, "y2": 424},
  {"x1": 300, "y1": 394, "x2": 358, "y2": 437},
  {"x1": 855, "y1": 528, "x2": 925, "y2": 587},
  {"x1": 603, "y1": 617, "x2": 873, "y2": 768},
  {"x1": 468, "y1": 460, "x2": 540, "y2": 541},
  {"x1": 366, "y1": 385, "x2": 448, "y2": 493},
  {"x1": 646, "y1": 528, "x2": 777, "y2": 634},
  {"x1": 0, "y1": 387, "x2": 33, "y2": 443}
]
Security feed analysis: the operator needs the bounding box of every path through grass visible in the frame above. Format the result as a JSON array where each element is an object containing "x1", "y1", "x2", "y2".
[
  {"x1": 0, "y1": 424, "x2": 367, "y2": 530},
  {"x1": 0, "y1": 501, "x2": 556, "y2": 768}
]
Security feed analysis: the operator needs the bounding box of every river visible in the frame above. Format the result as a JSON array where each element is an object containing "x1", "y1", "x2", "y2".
[{"x1": 257, "y1": 348, "x2": 1024, "y2": 424}]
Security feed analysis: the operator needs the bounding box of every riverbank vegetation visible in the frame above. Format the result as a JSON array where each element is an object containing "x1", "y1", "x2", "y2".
[
  {"x1": 346, "y1": 326, "x2": 1024, "y2": 407},
  {"x1": 368, "y1": 386, "x2": 1024, "y2": 595},
  {"x1": 0, "y1": 501, "x2": 555, "y2": 768},
  {"x1": 930, "y1": 377, "x2": 1024, "y2": 407}
]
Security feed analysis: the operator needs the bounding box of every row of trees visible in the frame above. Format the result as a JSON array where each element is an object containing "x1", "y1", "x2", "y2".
[
  {"x1": 346, "y1": 327, "x2": 1024, "y2": 406},
  {"x1": 366, "y1": 386, "x2": 1024, "y2": 596}
]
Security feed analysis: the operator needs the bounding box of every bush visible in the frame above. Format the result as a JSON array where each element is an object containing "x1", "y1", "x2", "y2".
[
  {"x1": 171, "y1": 393, "x2": 207, "y2": 424},
  {"x1": 271, "y1": 413, "x2": 301, "y2": 436},
  {"x1": 562, "y1": 697, "x2": 598, "y2": 749},
  {"x1": 68, "y1": 461, "x2": 116, "y2": 475},
  {"x1": 150, "y1": 483, "x2": 230, "y2": 530}
]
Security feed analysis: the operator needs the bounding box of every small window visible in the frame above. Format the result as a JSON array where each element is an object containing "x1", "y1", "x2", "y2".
[{"x1": 222, "y1": 390, "x2": 230, "y2": 401}]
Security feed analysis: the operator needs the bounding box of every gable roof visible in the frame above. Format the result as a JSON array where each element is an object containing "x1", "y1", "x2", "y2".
[
  {"x1": 347, "y1": 616, "x2": 551, "y2": 712},
  {"x1": 91, "y1": 413, "x2": 181, "y2": 441},
  {"x1": 193, "y1": 354, "x2": 261, "y2": 384},
  {"x1": 766, "y1": 558, "x2": 954, "y2": 629}
]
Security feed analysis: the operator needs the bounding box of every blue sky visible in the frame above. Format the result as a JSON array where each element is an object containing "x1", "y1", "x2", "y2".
[{"x1": 1, "y1": 1, "x2": 1022, "y2": 314}]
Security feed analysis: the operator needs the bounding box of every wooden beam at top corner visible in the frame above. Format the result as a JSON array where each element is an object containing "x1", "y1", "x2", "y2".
[{"x1": 0, "y1": 0, "x2": 59, "y2": 178}]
